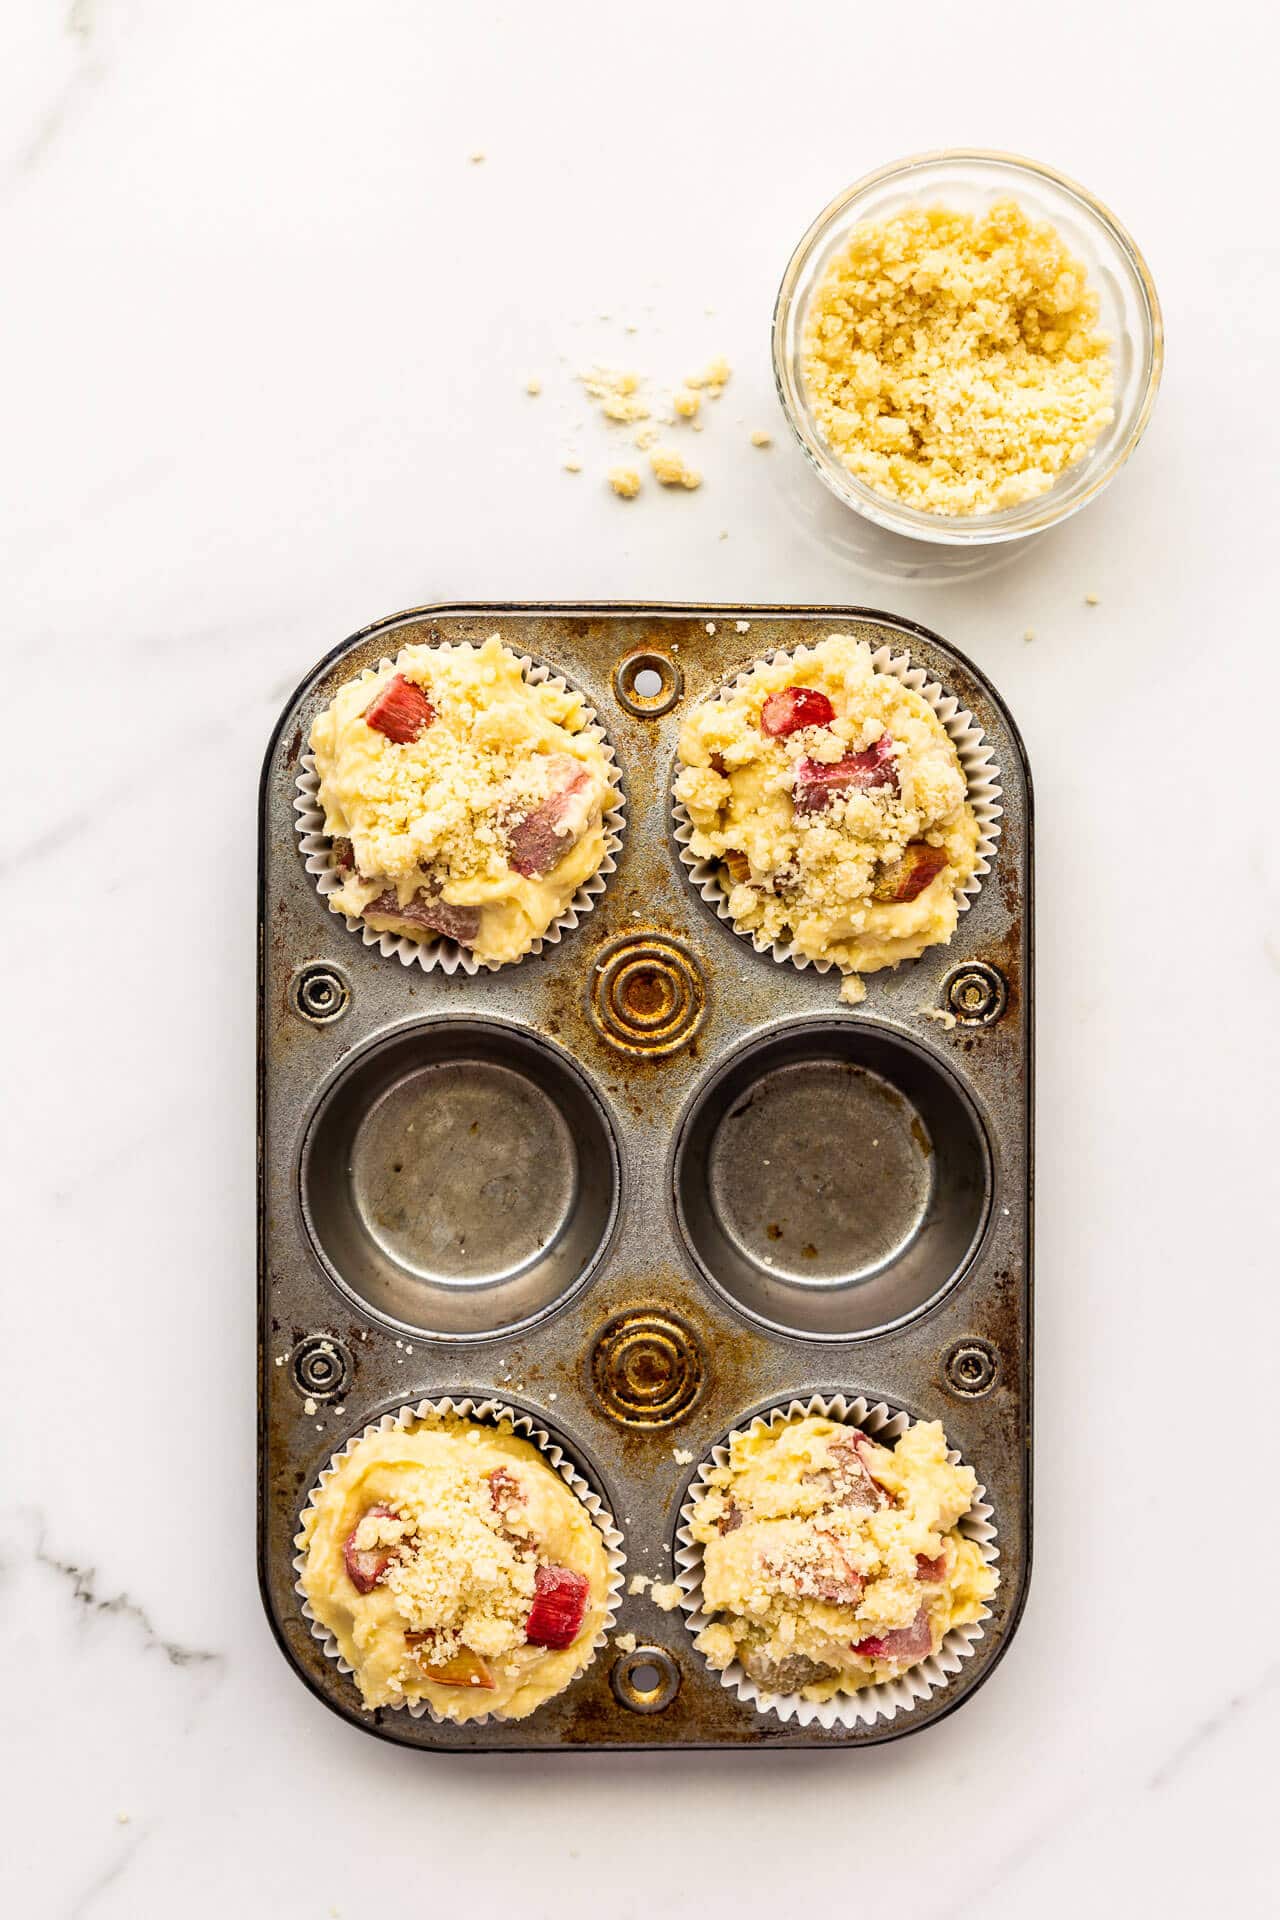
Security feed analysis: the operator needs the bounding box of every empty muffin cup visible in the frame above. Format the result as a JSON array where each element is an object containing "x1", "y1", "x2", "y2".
[
  {"x1": 300, "y1": 1019, "x2": 621, "y2": 1338},
  {"x1": 673, "y1": 1018, "x2": 991, "y2": 1339}
]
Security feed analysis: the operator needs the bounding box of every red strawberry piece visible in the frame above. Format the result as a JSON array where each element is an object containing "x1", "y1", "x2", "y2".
[
  {"x1": 853, "y1": 1605, "x2": 935, "y2": 1663},
  {"x1": 486, "y1": 1466, "x2": 523, "y2": 1513},
  {"x1": 331, "y1": 836, "x2": 356, "y2": 872},
  {"x1": 760, "y1": 686, "x2": 836, "y2": 737},
  {"x1": 915, "y1": 1552, "x2": 949, "y2": 1583},
  {"x1": 364, "y1": 674, "x2": 435, "y2": 744},
  {"x1": 507, "y1": 755, "x2": 596, "y2": 878},
  {"x1": 343, "y1": 1504, "x2": 402, "y2": 1594},
  {"x1": 362, "y1": 888, "x2": 480, "y2": 947},
  {"x1": 794, "y1": 734, "x2": 899, "y2": 813},
  {"x1": 524, "y1": 1564, "x2": 590, "y2": 1649},
  {"x1": 873, "y1": 842, "x2": 948, "y2": 904},
  {"x1": 405, "y1": 1636, "x2": 496, "y2": 1689}
]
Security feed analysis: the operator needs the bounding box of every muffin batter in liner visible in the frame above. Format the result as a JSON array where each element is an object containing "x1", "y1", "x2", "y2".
[
  {"x1": 672, "y1": 1393, "x2": 998, "y2": 1730},
  {"x1": 296, "y1": 642, "x2": 627, "y2": 974},
  {"x1": 672, "y1": 639, "x2": 1002, "y2": 986},
  {"x1": 294, "y1": 1396, "x2": 625, "y2": 1723}
]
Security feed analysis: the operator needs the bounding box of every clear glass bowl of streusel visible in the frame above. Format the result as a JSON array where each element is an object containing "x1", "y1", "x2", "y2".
[{"x1": 772, "y1": 150, "x2": 1163, "y2": 546}]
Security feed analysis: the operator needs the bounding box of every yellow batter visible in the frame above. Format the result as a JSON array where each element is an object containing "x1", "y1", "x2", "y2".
[
  {"x1": 298, "y1": 1415, "x2": 614, "y2": 1721},
  {"x1": 689, "y1": 1415, "x2": 995, "y2": 1699},
  {"x1": 674, "y1": 634, "x2": 979, "y2": 995},
  {"x1": 309, "y1": 634, "x2": 617, "y2": 965}
]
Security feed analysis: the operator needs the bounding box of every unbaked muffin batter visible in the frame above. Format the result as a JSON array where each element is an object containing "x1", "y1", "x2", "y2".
[
  {"x1": 675, "y1": 633, "x2": 979, "y2": 996},
  {"x1": 689, "y1": 1414, "x2": 995, "y2": 1699},
  {"x1": 309, "y1": 635, "x2": 616, "y2": 965},
  {"x1": 298, "y1": 1415, "x2": 613, "y2": 1720}
]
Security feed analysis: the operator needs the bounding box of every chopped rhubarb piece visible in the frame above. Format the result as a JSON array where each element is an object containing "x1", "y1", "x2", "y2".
[
  {"x1": 760, "y1": 686, "x2": 836, "y2": 737},
  {"x1": 507, "y1": 755, "x2": 596, "y2": 878},
  {"x1": 362, "y1": 888, "x2": 480, "y2": 947},
  {"x1": 524, "y1": 1563, "x2": 590, "y2": 1649},
  {"x1": 486, "y1": 1466, "x2": 523, "y2": 1513},
  {"x1": 331, "y1": 836, "x2": 355, "y2": 872},
  {"x1": 709, "y1": 752, "x2": 729, "y2": 776},
  {"x1": 794, "y1": 734, "x2": 898, "y2": 813},
  {"x1": 915, "y1": 1551, "x2": 949, "y2": 1583},
  {"x1": 853, "y1": 1605, "x2": 935, "y2": 1664},
  {"x1": 803, "y1": 1535, "x2": 865, "y2": 1606},
  {"x1": 742, "y1": 1649, "x2": 837, "y2": 1693},
  {"x1": 723, "y1": 848, "x2": 751, "y2": 885},
  {"x1": 364, "y1": 674, "x2": 435, "y2": 743},
  {"x1": 405, "y1": 1636, "x2": 495, "y2": 1689},
  {"x1": 873, "y1": 842, "x2": 948, "y2": 904},
  {"x1": 718, "y1": 1498, "x2": 743, "y2": 1535},
  {"x1": 825, "y1": 1434, "x2": 890, "y2": 1510},
  {"x1": 343, "y1": 1504, "x2": 402, "y2": 1595}
]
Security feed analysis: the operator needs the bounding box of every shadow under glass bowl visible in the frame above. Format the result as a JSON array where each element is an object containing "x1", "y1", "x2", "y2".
[
  {"x1": 673, "y1": 1020, "x2": 992, "y2": 1339},
  {"x1": 772, "y1": 148, "x2": 1164, "y2": 547},
  {"x1": 300, "y1": 1020, "x2": 620, "y2": 1339}
]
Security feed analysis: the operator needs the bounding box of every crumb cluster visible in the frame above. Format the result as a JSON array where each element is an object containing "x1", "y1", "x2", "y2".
[{"x1": 802, "y1": 198, "x2": 1114, "y2": 515}]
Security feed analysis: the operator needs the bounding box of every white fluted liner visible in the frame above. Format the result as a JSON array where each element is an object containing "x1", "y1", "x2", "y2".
[
  {"x1": 295, "y1": 643, "x2": 626, "y2": 974},
  {"x1": 294, "y1": 1396, "x2": 626, "y2": 1724},
  {"x1": 672, "y1": 1393, "x2": 998, "y2": 1731},
  {"x1": 672, "y1": 640, "x2": 1003, "y2": 982}
]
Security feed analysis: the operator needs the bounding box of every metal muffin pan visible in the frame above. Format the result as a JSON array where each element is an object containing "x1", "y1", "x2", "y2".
[{"x1": 258, "y1": 601, "x2": 1033, "y2": 1751}]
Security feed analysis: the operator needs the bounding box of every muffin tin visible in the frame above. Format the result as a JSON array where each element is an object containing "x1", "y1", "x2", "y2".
[{"x1": 258, "y1": 601, "x2": 1033, "y2": 1750}]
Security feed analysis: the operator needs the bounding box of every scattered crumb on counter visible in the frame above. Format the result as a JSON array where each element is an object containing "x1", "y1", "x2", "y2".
[
  {"x1": 672, "y1": 1447, "x2": 694, "y2": 1464},
  {"x1": 625, "y1": 322, "x2": 638, "y2": 334},
  {"x1": 1085, "y1": 592, "x2": 1100, "y2": 605},
  {"x1": 524, "y1": 376, "x2": 542, "y2": 396},
  {"x1": 274, "y1": 1354, "x2": 284, "y2": 1366},
  {"x1": 673, "y1": 387, "x2": 700, "y2": 419},
  {"x1": 1023, "y1": 628, "x2": 1035, "y2": 642},
  {"x1": 735, "y1": 620, "x2": 750, "y2": 633},
  {"x1": 582, "y1": 366, "x2": 650, "y2": 423},
  {"x1": 651, "y1": 446, "x2": 701, "y2": 489},
  {"x1": 469, "y1": 151, "x2": 485, "y2": 163},
  {"x1": 303, "y1": 1397, "x2": 318, "y2": 1417},
  {"x1": 628, "y1": 1574, "x2": 652, "y2": 1596},
  {"x1": 705, "y1": 621, "x2": 716, "y2": 634},
  {"x1": 719, "y1": 529, "x2": 729, "y2": 539},
  {"x1": 650, "y1": 1581, "x2": 683, "y2": 1612},
  {"x1": 563, "y1": 457, "x2": 583, "y2": 472},
  {"x1": 839, "y1": 975, "x2": 868, "y2": 1006},
  {"x1": 750, "y1": 429, "x2": 772, "y2": 447},
  {"x1": 686, "y1": 355, "x2": 731, "y2": 393},
  {"x1": 614, "y1": 1631, "x2": 638, "y2": 1653},
  {"x1": 920, "y1": 1006, "x2": 958, "y2": 1031},
  {"x1": 609, "y1": 465, "x2": 642, "y2": 498},
  {"x1": 116, "y1": 1813, "x2": 131, "y2": 1826},
  {"x1": 633, "y1": 423, "x2": 658, "y2": 450}
]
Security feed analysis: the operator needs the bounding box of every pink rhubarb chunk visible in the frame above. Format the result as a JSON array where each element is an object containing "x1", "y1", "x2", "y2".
[
  {"x1": 915, "y1": 1551, "x2": 949, "y2": 1583},
  {"x1": 760, "y1": 686, "x2": 836, "y2": 737},
  {"x1": 874, "y1": 842, "x2": 948, "y2": 904},
  {"x1": 826, "y1": 1432, "x2": 891, "y2": 1510},
  {"x1": 853, "y1": 1605, "x2": 935, "y2": 1663},
  {"x1": 524, "y1": 1564, "x2": 590, "y2": 1649},
  {"x1": 343, "y1": 1504, "x2": 402, "y2": 1595},
  {"x1": 364, "y1": 674, "x2": 435, "y2": 743},
  {"x1": 507, "y1": 755, "x2": 596, "y2": 878},
  {"x1": 361, "y1": 888, "x2": 480, "y2": 947},
  {"x1": 794, "y1": 734, "x2": 898, "y2": 813}
]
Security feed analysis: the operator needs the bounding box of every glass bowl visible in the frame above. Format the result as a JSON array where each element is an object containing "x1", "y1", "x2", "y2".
[{"x1": 772, "y1": 149, "x2": 1164, "y2": 547}]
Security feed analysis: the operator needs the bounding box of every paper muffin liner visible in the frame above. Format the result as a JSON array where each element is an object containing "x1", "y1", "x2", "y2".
[
  {"x1": 295, "y1": 642, "x2": 627, "y2": 974},
  {"x1": 293, "y1": 1395, "x2": 626, "y2": 1724},
  {"x1": 672, "y1": 1392, "x2": 998, "y2": 1731},
  {"x1": 671, "y1": 639, "x2": 1003, "y2": 983}
]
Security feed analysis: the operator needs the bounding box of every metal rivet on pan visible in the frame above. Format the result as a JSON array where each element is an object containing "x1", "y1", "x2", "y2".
[
  {"x1": 591, "y1": 1311, "x2": 703, "y2": 1426},
  {"x1": 942, "y1": 962, "x2": 1008, "y2": 1027},
  {"x1": 944, "y1": 1338, "x2": 999, "y2": 1398},
  {"x1": 291, "y1": 1335, "x2": 352, "y2": 1401},
  {"x1": 590, "y1": 934, "x2": 705, "y2": 1056},
  {"x1": 291, "y1": 963, "x2": 351, "y2": 1025},
  {"x1": 611, "y1": 1645, "x2": 681, "y2": 1714},
  {"x1": 612, "y1": 648, "x2": 684, "y2": 718}
]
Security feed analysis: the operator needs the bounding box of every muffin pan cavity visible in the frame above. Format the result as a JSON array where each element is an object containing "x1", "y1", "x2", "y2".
[
  {"x1": 260, "y1": 602, "x2": 1032, "y2": 1753},
  {"x1": 674, "y1": 1021, "x2": 991, "y2": 1339},
  {"x1": 301, "y1": 1020, "x2": 620, "y2": 1338}
]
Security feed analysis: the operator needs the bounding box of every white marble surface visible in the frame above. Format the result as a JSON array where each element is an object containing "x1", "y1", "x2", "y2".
[{"x1": 5, "y1": 1, "x2": 1279, "y2": 1913}]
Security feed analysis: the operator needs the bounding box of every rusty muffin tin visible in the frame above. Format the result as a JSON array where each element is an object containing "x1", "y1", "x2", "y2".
[{"x1": 257, "y1": 602, "x2": 1033, "y2": 1751}]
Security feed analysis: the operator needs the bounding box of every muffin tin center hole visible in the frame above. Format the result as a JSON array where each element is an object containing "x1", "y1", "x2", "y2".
[
  {"x1": 613, "y1": 648, "x2": 684, "y2": 718},
  {"x1": 591, "y1": 1310, "x2": 703, "y2": 1426},
  {"x1": 590, "y1": 934, "x2": 705, "y2": 1056},
  {"x1": 611, "y1": 1645, "x2": 680, "y2": 1714}
]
